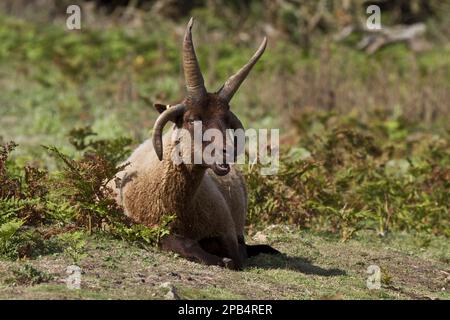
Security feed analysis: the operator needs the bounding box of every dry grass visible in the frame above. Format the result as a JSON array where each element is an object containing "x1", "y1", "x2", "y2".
[{"x1": 0, "y1": 226, "x2": 448, "y2": 300}]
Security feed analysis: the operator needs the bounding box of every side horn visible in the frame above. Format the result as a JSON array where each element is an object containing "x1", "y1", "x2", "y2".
[
  {"x1": 218, "y1": 37, "x2": 267, "y2": 102},
  {"x1": 152, "y1": 104, "x2": 186, "y2": 160},
  {"x1": 183, "y1": 17, "x2": 207, "y2": 102}
]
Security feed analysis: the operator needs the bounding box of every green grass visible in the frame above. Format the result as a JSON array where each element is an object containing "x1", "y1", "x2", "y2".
[
  {"x1": 1, "y1": 12, "x2": 449, "y2": 160},
  {"x1": 0, "y1": 227, "x2": 448, "y2": 300},
  {"x1": 0, "y1": 8, "x2": 449, "y2": 300}
]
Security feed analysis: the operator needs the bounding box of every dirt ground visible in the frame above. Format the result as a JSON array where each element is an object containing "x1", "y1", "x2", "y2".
[{"x1": 0, "y1": 225, "x2": 449, "y2": 300}]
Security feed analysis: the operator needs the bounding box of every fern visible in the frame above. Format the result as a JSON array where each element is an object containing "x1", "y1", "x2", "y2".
[{"x1": 0, "y1": 219, "x2": 25, "y2": 256}]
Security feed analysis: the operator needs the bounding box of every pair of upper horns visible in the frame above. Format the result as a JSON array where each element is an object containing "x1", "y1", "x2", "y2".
[
  {"x1": 151, "y1": 18, "x2": 266, "y2": 161},
  {"x1": 183, "y1": 17, "x2": 267, "y2": 103}
]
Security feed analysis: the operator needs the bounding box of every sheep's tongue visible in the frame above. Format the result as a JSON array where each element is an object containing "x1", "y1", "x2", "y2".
[{"x1": 211, "y1": 163, "x2": 230, "y2": 176}]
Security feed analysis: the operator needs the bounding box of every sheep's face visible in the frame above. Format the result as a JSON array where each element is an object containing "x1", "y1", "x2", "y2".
[{"x1": 177, "y1": 94, "x2": 237, "y2": 176}]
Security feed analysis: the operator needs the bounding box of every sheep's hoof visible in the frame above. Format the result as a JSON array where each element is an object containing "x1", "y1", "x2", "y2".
[
  {"x1": 221, "y1": 258, "x2": 242, "y2": 270},
  {"x1": 221, "y1": 257, "x2": 237, "y2": 270}
]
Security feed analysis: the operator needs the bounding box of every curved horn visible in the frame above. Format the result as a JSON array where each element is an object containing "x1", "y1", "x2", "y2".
[
  {"x1": 183, "y1": 17, "x2": 207, "y2": 101},
  {"x1": 152, "y1": 104, "x2": 186, "y2": 161},
  {"x1": 218, "y1": 37, "x2": 267, "y2": 102}
]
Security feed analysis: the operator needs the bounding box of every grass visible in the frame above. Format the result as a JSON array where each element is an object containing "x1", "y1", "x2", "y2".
[
  {"x1": 0, "y1": 227, "x2": 448, "y2": 300},
  {"x1": 245, "y1": 108, "x2": 450, "y2": 240},
  {"x1": 1, "y1": 11, "x2": 450, "y2": 161},
  {"x1": 0, "y1": 4, "x2": 449, "y2": 300}
]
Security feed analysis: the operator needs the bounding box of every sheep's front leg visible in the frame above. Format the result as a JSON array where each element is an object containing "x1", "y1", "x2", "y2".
[
  {"x1": 160, "y1": 234, "x2": 236, "y2": 270},
  {"x1": 219, "y1": 235, "x2": 245, "y2": 270},
  {"x1": 199, "y1": 236, "x2": 245, "y2": 270}
]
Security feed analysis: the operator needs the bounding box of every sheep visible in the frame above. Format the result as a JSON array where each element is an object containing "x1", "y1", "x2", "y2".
[{"x1": 110, "y1": 18, "x2": 279, "y2": 270}]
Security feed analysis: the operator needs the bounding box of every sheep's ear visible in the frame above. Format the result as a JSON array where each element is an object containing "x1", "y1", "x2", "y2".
[{"x1": 154, "y1": 103, "x2": 168, "y2": 114}]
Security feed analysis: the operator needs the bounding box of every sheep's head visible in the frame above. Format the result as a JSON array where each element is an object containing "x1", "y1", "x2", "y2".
[{"x1": 152, "y1": 17, "x2": 266, "y2": 176}]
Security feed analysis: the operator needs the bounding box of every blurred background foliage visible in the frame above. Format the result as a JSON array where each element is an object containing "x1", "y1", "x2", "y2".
[{"x1": 0, "y1": 0, "x2": 449, "y2": 250}]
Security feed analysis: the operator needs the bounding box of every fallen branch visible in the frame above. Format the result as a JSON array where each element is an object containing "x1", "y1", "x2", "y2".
[{"x1": 335, "y1": 23, "x2": 430, "y2": 54}]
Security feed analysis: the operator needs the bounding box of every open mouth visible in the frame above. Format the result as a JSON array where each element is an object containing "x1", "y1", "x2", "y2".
[{"x1": 211, "y1": 162, "x2": 230, "y2": 176}]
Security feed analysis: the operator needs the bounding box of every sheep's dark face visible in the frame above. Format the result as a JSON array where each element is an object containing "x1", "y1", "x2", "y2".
[{"x1": 179, "y1": 94, "x2": 237, "y2": 176}]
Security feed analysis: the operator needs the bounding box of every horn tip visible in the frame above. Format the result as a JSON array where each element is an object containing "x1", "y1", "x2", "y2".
[
  {"x1": 154, "y1": 145, "x2": 163, "y2": 161},
  {"x1": 261, "y1": 36, "x2": 268, "y2": 49},
  {"x1": 188, "y1": 17, "x2": 194, "y2": 29},
  {"x1": 185, "y1": 17, "x2": 195, "y2": 41},
  {"x1": 152, "y1": 135, "x2": 163, "y2": 161}
]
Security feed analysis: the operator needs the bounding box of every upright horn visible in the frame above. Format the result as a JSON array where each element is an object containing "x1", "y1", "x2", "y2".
[
  {"x1": 152, "y1": 104, "x2": 186, "y2": 161},
  {"x1": 218, "y1": 37, "x2": 267, "y2": 102},
  {"x1": 183, "y1": 17, "x2": 207, "y2": 101}
]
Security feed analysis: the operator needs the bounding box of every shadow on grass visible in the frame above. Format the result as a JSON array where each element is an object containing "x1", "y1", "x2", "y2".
[{"x1": 245, "y1": 253, "x2": 346, "y2": 277}]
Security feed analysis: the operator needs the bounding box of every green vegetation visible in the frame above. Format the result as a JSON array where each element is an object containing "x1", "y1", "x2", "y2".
[
  {"x1": 0, "y1": 227, "x2": 448, "y2": 299},
  {"x1": 247, "y1": 108, "x2": 450, "y2": 240},
  {"x1": 0, "y1": 1, "x2": 449, "y2": 299},
  {"x1": 0, "y1": 129, "x2": 174, "y2": 260},
  {"x1": 6, "y1": 264, "x2": 53, "y2": 286}
]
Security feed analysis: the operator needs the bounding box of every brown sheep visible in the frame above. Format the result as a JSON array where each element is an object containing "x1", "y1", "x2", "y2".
[{"x1": 110, "y1": 18, "x2": 279, "y2": 270}]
